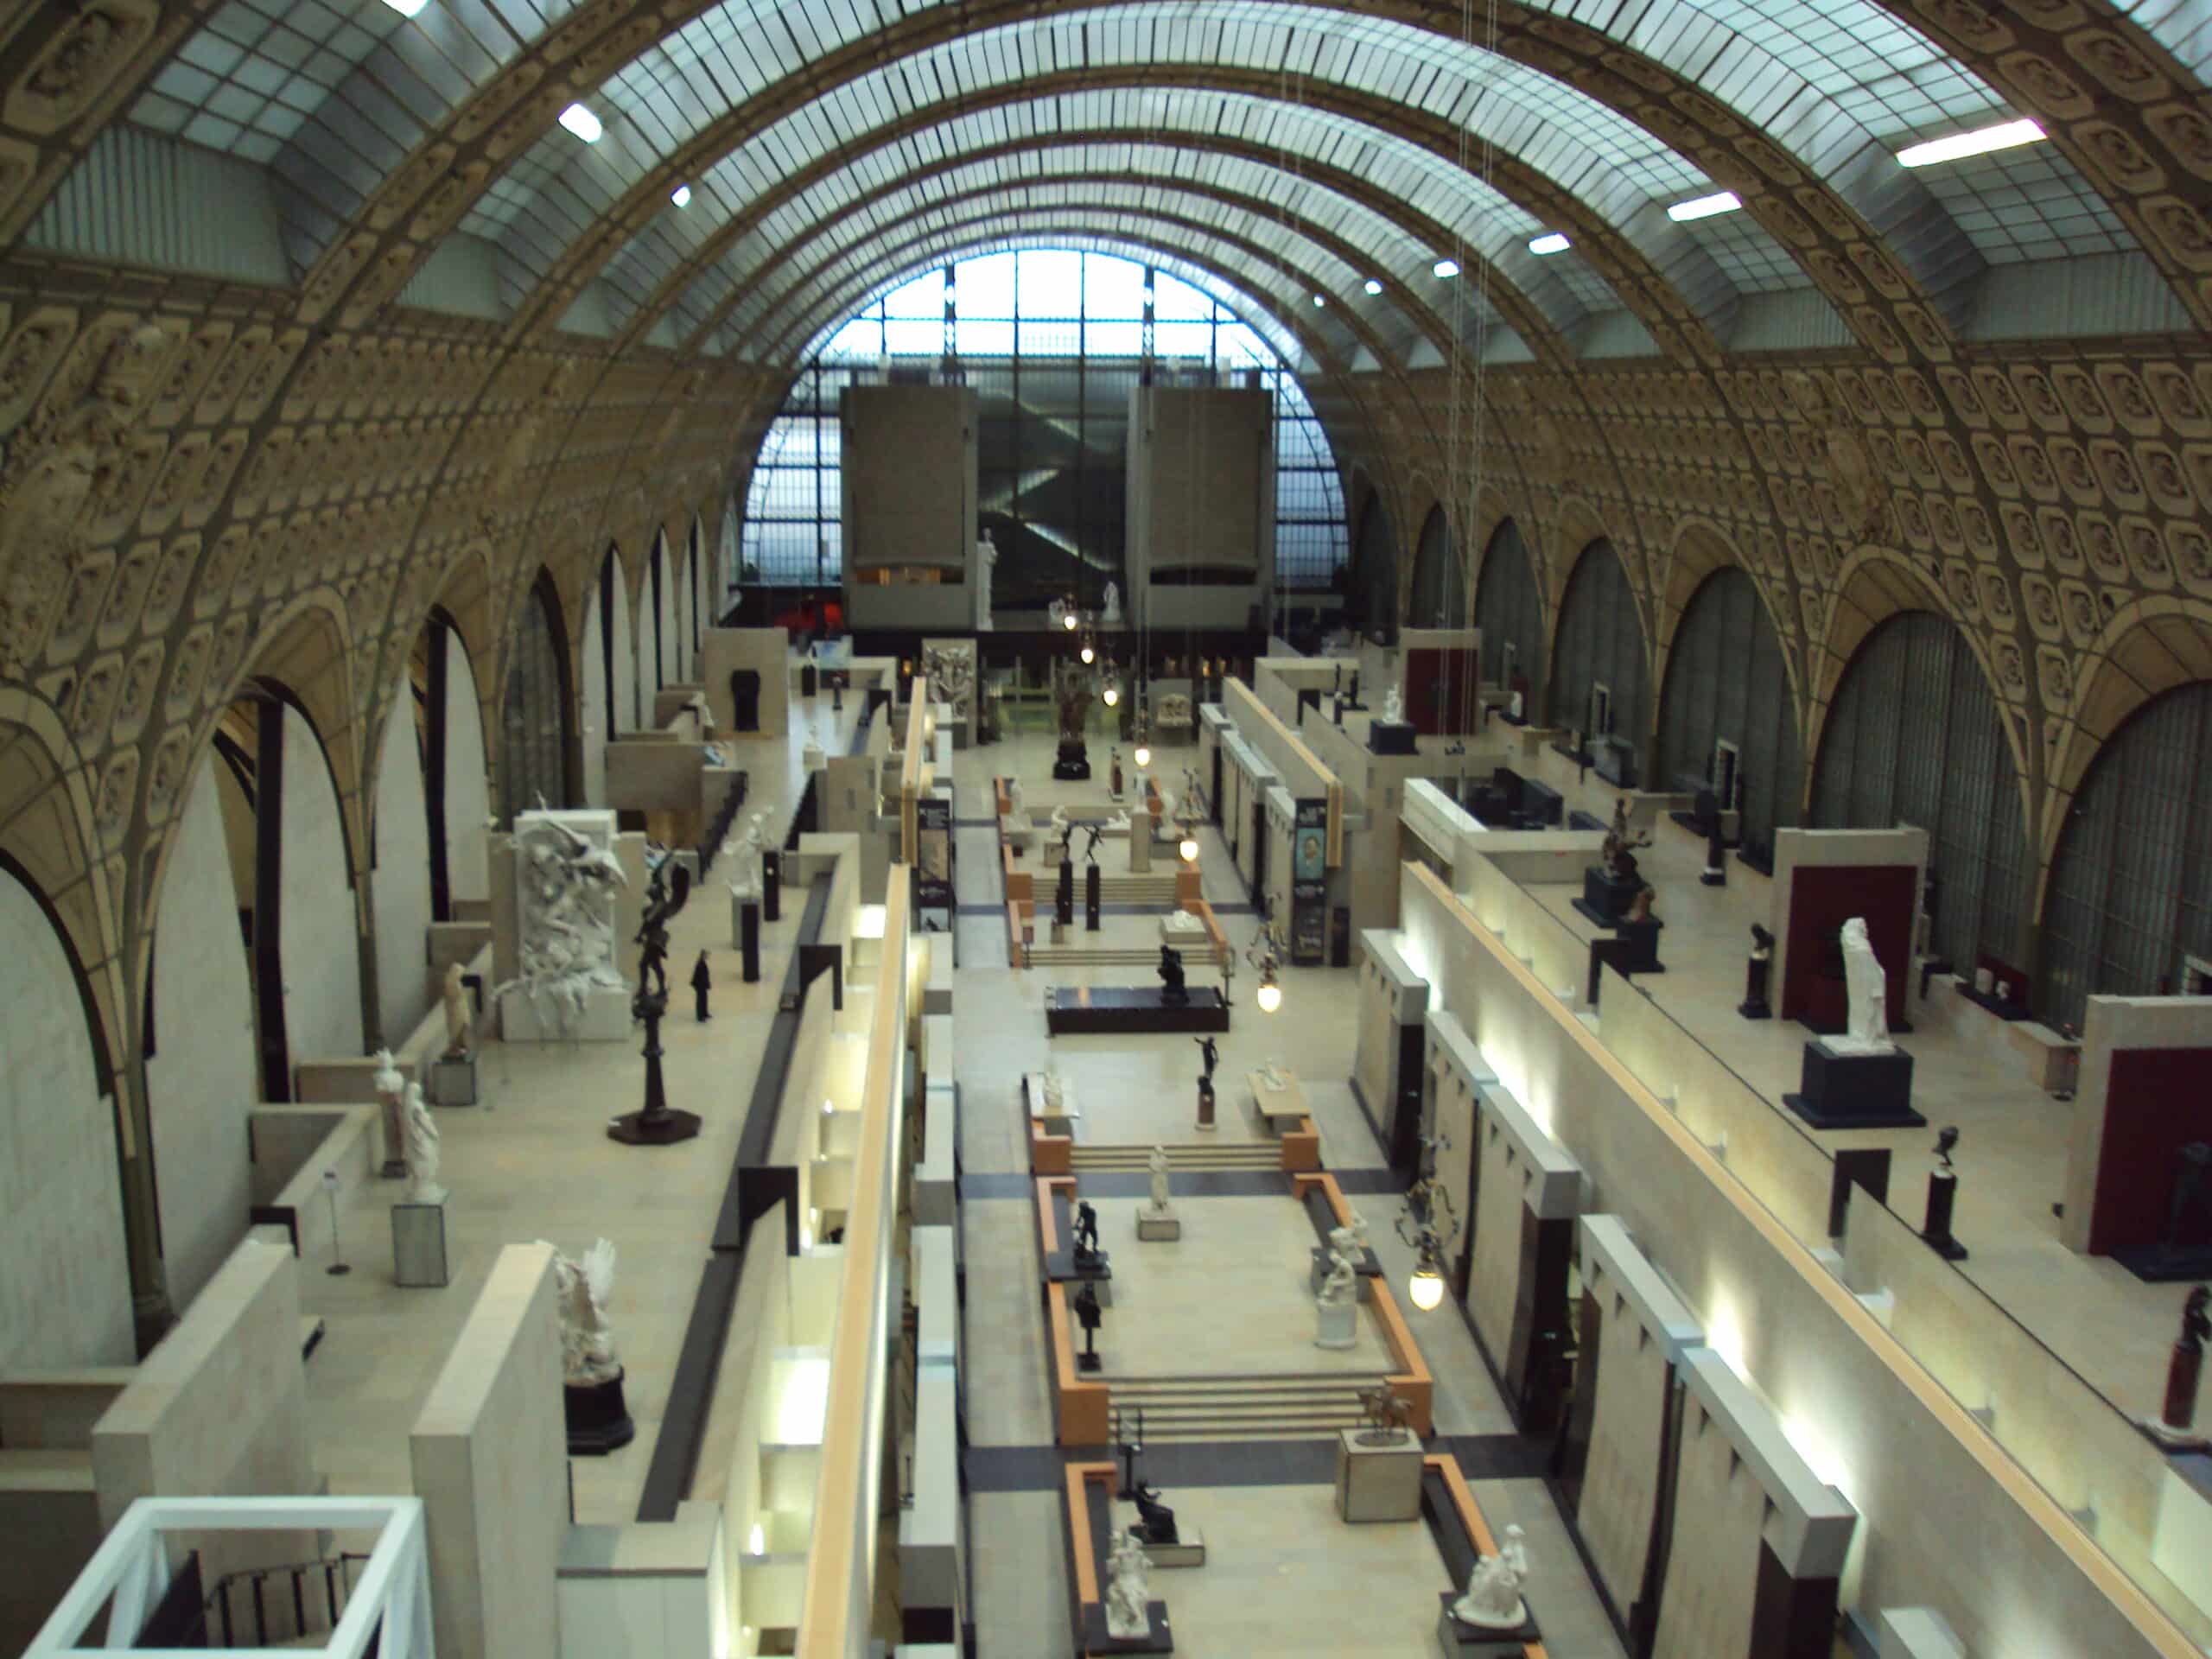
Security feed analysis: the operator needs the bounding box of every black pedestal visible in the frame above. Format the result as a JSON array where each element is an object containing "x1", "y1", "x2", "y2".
[
  {"x1": 1436, "y1": 1594, "x2": 1541, "y2": 1656},
  {"x1": 1046, "y1": 987, "x2": 1230, "y2": 1034},
  {"x1": 1921, "y1": 1171, "x2": 1968, "y2": 1261},
  {"x1": 741, "y1": 899, "x2": 761, "y2": 983},
  {"x1": 1368, "y1": 720, "x2": 1418, "y2": 755},
  {"x1": 1086, "y1": 862, "x2": 1103, "y2": 931},
  {"x1": 1077, "y1": 1351, "x2": 1103, "y2": 1375},
  {"x1": 1739, "y1": 956, "x2": 1772, "y2": 1019},
  {"x1": 1053, "y1": 738, "x2": 1092, "y2": 781},
  {"x1": 761, "y1": 850, "x2": 781, "y2": 922},
  {"x1": 2112, "y1": 1243, "x2": 2212, "y2": 1283},
  {"x1": 799, "y1": 664, "x2": 818, "y2": 697},
  {"x1": 565, "y1": 1370, "x2": 636, "y2": 1455},
  {"x1": 1080, "y1": 1602, "x2": 1173, "y2": 1653},
  {"x1": 1574, "y1": 866, "x2": 1642, "y2": 926},
  {"x1": 1044, "y1": 1249, "x2": 1113, "y2": 1286},
  {"x1": 1612, "y1": 917, "x2": 1664, "y2": 974},
  {"x1": 1058, "y1": 861, "x2": 1075, "y2": 928},
  {"x1": 1782, "y1": 1040, "x2": 1924, "y2": 1129},
  {"x1": 607, "y1": 1000, "x2": 703, "y2": 1146}
]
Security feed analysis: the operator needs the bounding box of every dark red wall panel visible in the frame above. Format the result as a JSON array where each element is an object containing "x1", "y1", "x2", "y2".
[
  {"x1": 1782, "y1": 864, "x2": 1916, "y2": 1032},
  {"x1": 2087, "y1": 1046, "x2": 2212, "y2": 1256}
]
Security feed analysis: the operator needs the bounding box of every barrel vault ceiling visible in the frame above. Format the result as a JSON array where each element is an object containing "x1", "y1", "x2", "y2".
[{"x1": 0, "y1": 0, "x2": 2209, "y2": 1120}]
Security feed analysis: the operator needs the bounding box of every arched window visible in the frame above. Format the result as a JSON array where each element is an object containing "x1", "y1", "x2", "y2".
[
  {"x1": 1548, "y1": 540, "x2": 1649, "y2": 772},
  {"x1": 739, "y1": 251, "x2": 1347, "y2": 596},
  {"x1": 1473, "y1": 520, "x2": 1543, "y2": 704},
  {"x1": 1809, "y1": 613, "x2": 2029, "y2": 974},
  {"x1": 1406, "y1": 506, "x2": 1465, "y2": 629},
  {"x1": 2040, "y1": 681, "x2": 2212, "y2": 1027},
  {"x1": 1653, "y1": 569, "x2": 1801, "y2": 856},
  {"x1": 1349, "y1": 495, "x2": 1399, "y2": 644},
  {"x1": 502, "y1": 573, "x2": 572, "y2": 821}
]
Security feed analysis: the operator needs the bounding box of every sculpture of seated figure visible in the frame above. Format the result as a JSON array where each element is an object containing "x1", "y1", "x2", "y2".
[
  {"x1": 1452, "y1": 1523, "x2": 1529, "y2": 1630},
  {"x1": 1157, "y1": 944, "x2": 1188, "y2": 1005},
  {"x1": 1827, "y1": 916, "x2": 1895, "y2": 1055},
  {"x1": 1129, "y1": 1483, "x2": 1179, "y2": 1546},
  {"x1": 1072, "y1": 1199, "x2": 1103, "y2": 1268}
]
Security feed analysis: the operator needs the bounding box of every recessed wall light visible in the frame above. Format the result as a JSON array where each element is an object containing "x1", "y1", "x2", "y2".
[
  {"x1": 671, "y1": 183, "x2": 692, "y2": 208},
  {"x1": 1528, "y1": 232, "x2": 1571, "y2": 256},
  {"x1": 1363, "y1": 278, "x2": 1383, "y2": 296},
  {"x1": 559, "y1": 103, "x2": 604, "y2": 143},
  {"x1": 1667, "y1": 190, "x2": 1741, "y2": 222},
  {"x1": 1433, "y1": 258, "x2": 1461, "y2": 278},
  {"x1": 1896, "y1": 118, "x2": 2044, "y2": 168}
]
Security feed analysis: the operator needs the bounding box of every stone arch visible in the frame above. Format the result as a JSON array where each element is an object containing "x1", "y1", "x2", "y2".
[
  {"x1": 499, "y1": 567, "x2": 577, "y2": 821},
  {"x1": 1406, "y1": 505, "x2": 1465, "y2": 629},
  {"x1": 1348, "y1": 493, "x2": 1400, "y2": 645},
  {"x1": 1651, "y1": 563, "x2": 1805, "y2": 855},
  {"x1": 1653, "y1": 519, "x2": 1805, "y2": 723},
  {"x1": 1471, "y1": 518, "x2": 1548, "y2": 713},
  {"x1": 1546, "y1": 536, "x2": 1652, "y2": 765}
]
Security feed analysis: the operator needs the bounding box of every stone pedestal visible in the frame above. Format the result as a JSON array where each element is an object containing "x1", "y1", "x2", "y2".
[
  {"x1": 429, "y1": 1052, "x2": 478, "y2": 1107},
  {"x1": 1137, "y1": 1207, "x2": 1181, "y2": 1242},
  {"x1": 1139, "y1": 1529, "x2": 1205, "y2": 1569},
  {"x1": 1195, "y1": 1078, "x2": 1216, "y2": 1131},
  {"x1": 1045, "y1": 1249, "x2": 1114, "y2": 1306},
  {"x1": 564, "y1": 1370, "x2": 635, "y2": 1454},
  {"x1": 391, "y1": 1199, "x2": 449, "y2": 1287},
  {"x1": 1334, "y1": 1427, "x2": 1422, "y2": 1521},
  {"x1": 1079, "y1": 1603, "x2": 1172, "y2": 1653},
  {"x1": 1437, "y1": 1593, "x2": 1542, "y2": 1656},
  {"x1": 1573, "y1": 866, "x2": 1642, "y2": 927},
  {"x1": 1129, "y1": 823, "x2": 1152, "y2": 872},
  {"x1": 1611, "y1": 916, "x2": 1664, "y2": 974},
  {"x1": 1368, "y1": 720, "x2": 1417, "y2": 755},
  {"x1": 1315, "y1": 1298, "x2": 1358, "y2": 1351},
  {"x1": 1783, "y1": 1039, "x2": 1923, "y2": 1129}
]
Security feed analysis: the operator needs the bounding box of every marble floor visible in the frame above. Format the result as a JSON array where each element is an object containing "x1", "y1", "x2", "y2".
[
  {"x1": 1512, "y1": 756, "x2": 2200, "y2": 1423},
  {"x1": 293, "y1": 692, "x2": 861, "y2": 1519}
]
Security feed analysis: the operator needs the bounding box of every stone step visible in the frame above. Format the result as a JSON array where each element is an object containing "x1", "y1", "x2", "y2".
[
  {"x1": 1071, "y1": 1149, "x2": 1280, "y2": 1170},
  {"x1": 1114, "y1": 1372, "x2": 1389, "y2": 1395}
]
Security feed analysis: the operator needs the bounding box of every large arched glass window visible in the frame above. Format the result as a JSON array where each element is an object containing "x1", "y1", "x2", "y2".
[{"x1": 738, "y1": 251, "x2": 1347, "y2": 598}]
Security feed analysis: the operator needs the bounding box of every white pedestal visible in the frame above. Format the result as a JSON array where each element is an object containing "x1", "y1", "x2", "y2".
[
  {"x1": 1315, "y1": 1298, "x2": 1358, "y2": 1351},
  {"x1": 391, "y1": 1199, "x2": 450, "y2": 1287},
  {"x1": 429, "y1": 1052, "x2": 478, "y2": 1107},
  {"x1": 1129, "y1": 826, "x2": 1152, "y2": 872},
  {"x1": 1137, "y1": 1208, "x2": 1181, "y2": 1241},
  {"x1": 499, "y1": 984, "x2": 631, "y2": 1043},
  {"x1": 1334, "y1": 1427, "x2": 1422, "y2": 1522}
]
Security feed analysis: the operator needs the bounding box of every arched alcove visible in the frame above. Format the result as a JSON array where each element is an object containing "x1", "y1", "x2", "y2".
[
  {"x1": 650, "y1": 531, "x2": 676, "y2": 696},
  {"x1": 1348, "y1": 496, "x2": 1399, "y2": 645},
  {"x1": 1406, "y1": 505, "x2": 1465, "y2": 630},
  {"x1": 502, "y1": 571, "x2": 574, "y2": 822},
  {"x1": 1548, "y1": 539, "x2": 1649, "y2": 772},
  {"x1": 143, "y1": 755, "x2": 255, "y2": 1309},
  {"x1": 371, "y1": 662, "x2": 434, "y2": 1043},
  {"x1": 580, "y1": 547, "x2": 632, "y2": 806},
  {"x1": 1654, "y1": 569, "x2": 1802, "y2": 856},
  {"x1": 1809, "y1": 612, "x2": 2030, "y2": 974},
  {"x1": 440, "y1": 626, "x2": 493, "y2": 912},
  {"x1": 2039, "y1": 681, "x2": 2212, "y2": 1027},
  {"x1": 0, "y1": 861, "x2": 131, "y2": 1365},
  {"x1": 1473, "y1": 519, "x2": 1544, "y2": 707}
]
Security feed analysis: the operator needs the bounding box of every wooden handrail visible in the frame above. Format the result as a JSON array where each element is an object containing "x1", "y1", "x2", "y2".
[
  {"x1": 1065, "y1": 1463, "x2": 1113, "y2": 1609},
  {"x1": 899, "y1": 677, "x2": 930, "y2": 865}
]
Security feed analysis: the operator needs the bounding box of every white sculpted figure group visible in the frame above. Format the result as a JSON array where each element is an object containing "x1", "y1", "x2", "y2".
[
  {"x1": 1147, "y1": 1144, "x2": 1172, "y2": 1216},
  {"x1": 498, "y1": 816, "x2": 629, "y2": 1034},
  {"x1": 724, "y1": 810, "x2": 767, "y2": 901},
  {"x1": 1318, "y1": 1217, "x2": 1367, "y2": 1307},
  {"x1": 1829, "y1": 916, "x2": 1895, "y2": 1056},
  {"x1": 1104, "y1": 1528, "x2": 1152, "y2": 1639},
  {"x1": 1452, "y1": 1522, "x2": 1530, "y2": 1630},
  {"x1": 545, "y1": 1237, "x2": 621, "y2": 1387}
]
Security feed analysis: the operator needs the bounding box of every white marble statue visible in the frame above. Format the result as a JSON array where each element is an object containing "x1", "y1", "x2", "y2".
[
  {"x1": 1049, "y1": 803, "x2": 1071, "y2": 857},
  {"x1": 1104, "y1": 1529, "x2": 1152, "y2": 1639},
  {"x1": 1154, "y1": 787, "x2": 1177, "y2": 825},
  {"x1": 494, "y1": 814, "x2": 629, "y2": 1035},
  {"x1": 976, "y1": 536, "x2": 997, "y2": 632},
  {"x1": 1451, "y1": 1522, "x2": 1529, "y2": 1630},
  {"x1": 1046, "y1": 597, "x2": 1067, "y2": 632},
  {"x1": 544, "y1": 1237, "x2": 621, "y2": 1387},
  {"x1": 725, "y1": 810, "x2": 766, "y2": 901},
  {"x1": 1382, "y1": 684, "x2": 1405, "y2": 724},
  {"x1": 1261, "y1": 1059, "x2": 1287, "y2": 1090},
  {"x1": 403, "y1": 1082, "x2": 446, "y2": 1205},
  {"x1": 372, "y1": 1046, "x2": 404, "y2": 1112},
  {"x1": 441, "y1": 961, "x2": 472, "y2": 1058},
  {"x1": 1006, "y1": 776, "x2": 1028, "y2": 823},
  {"x1": 1830, "y1": 916, "x2": 1895, "y2": 1055},
  {"x1": 1147, "y1": 1145, "x2": 1172, "y2": 1215},
  {"x1": 1317, "y1": 1247, "x2": 1358, "y2": 1307},
  {"x1": 1102, "y1": 580, "x2": 1122, "y2": 626},
  {"x1": 372, "y1": 1046, "x2": 406, "y2": 1173},
  {"x1": 1043, "y1": 1070, "x2": 1065, "y2": 1112}
]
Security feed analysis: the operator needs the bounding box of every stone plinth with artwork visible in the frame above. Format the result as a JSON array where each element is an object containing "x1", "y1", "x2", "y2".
[
  {"x1": 1335, "y1": 1427, "x2": 1422, "y2": 1522},
  {"x1": 391, "y1": 1199, "x2": 449, "y2": 1287},
  {"x1": 499, "y1": 809, "x2": 632, "y2": 1043},
  {"x1": 1783, "y1": 1039, "x2": 1924, "y2": 1130}
]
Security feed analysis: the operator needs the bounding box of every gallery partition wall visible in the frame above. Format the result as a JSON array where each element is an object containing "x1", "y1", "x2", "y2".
[{"x1": 738, "y1": 249, "x2": 1347, "y2": 607}]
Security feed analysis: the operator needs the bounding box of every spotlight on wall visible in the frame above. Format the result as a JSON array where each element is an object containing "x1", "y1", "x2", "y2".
[
  {"x1": 1528, "y1": 232, "x2": 1571, "y2": 256},
  {"x1": 671, "y1": 183, "x2": 693, "y2": 208},
  {"x1": 1433, "y1": 257, "x2": 1461, "y2": 278},
  {"x1": 558, "y1": 103, "x2": 604, "y2": 143}
]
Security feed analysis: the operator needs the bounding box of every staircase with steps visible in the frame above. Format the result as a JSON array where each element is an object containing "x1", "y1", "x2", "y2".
[
  {"x1": 1071, "y1": 1141, "x2": 1281, "y2": 1172},
  {"x1": 1023, "y1": 866, "x2": 1180, "y2": 906},
  {"x1": 1110, "y1": 1372, "x2": 1394, "y2": 1440}
]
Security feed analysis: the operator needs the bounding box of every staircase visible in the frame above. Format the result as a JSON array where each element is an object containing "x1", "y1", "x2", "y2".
[
  {"x1": 1071, "y1": 1141, "x2": 1281, "y2": 1173},
  {"x1": 1020, "y1": 865, "x2": 1180, "y2": 906},
  {"x1": 1110, "y1": 1372, "x2": 1394, "y2": 1440},
  {"x1": 1028, "y1": 944, "x2": 1166, "y2": 968}
]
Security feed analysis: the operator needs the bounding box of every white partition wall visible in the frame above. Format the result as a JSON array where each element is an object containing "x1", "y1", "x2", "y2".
[{"x1": 277, "y1": 704, "x2": 365, "y2": 1068}]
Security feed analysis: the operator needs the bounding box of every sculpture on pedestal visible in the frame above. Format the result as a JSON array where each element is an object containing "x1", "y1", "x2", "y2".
[
  {"x1": 1741, "y1": 924, "x2": 1774, "y2": 1019},
  {"x1": 1102, "y1": 580, "x2": 1123, "y2": 626},
  {"x1": 1104, "y1": 1529, "x2": 1152, "y2": 1639},
  {"x1": 976, "y1": 536, "x2": 996, "y2": 631},
  {"x1": 922, "y1": 641, "x2": 975, "y2": 729},
  {"x1": 1451, "y1": 1523, "x2": 1529, "y2": 1630},
  {"x1": 1073, "y1": 1279, "x2": 1104, "y2": 1372},
  {"x1": 1129, "y1": 1484, "x2": 1179, "y2": 1546},
  {"x1": 372, "y1": 1047, "x2": 407, "y2": 1179},
  {"x1": 609, "y1": 861, "x2": 702, "y2": 1145},
  {"x1": 1157, "y1": 944, "x2": 1188, "y2": 1005},
  {"x1": 548, "y1": 1238, "x2": 621, "y2": 1385},
  {"x1": 1053, "y1": 660, "x2": 1095, "y2": 781},
  {"x1": 1043, "y1": 1070, "x2": 1066, "y2": 1113},
  {"x1": 1110, "y1": 747, "x2": 1123, "y2": 798},
  {"x1": 1082, "y1": 823, "x2": 1107, "y2": 866},
  {"x1": 724, "y1": 811, "x2": 766, "y2": 900},
  {"x1": 402, "y1": 1083, "x2": 445, "y2": 1205},
  {"x1": 1599, "y1": 798, "x2": 1651, "y2": 886},
  {"x1": 1317, "y1": 1243, "x2": 1358, "y2": 1306},
  {"x1": 498, "y1": 815, "x2": 630, "y2": 1035},
  {"x1": 1049, "y1": 803, "x2": 1072, "y2": 861},
  {"x1": 1828, "y1": 917, "x2": 1895, "y2": 1054},
  {"x1": 1355, "y1": 1382, "x2": 1414, "y2": 1446},
  {"x1": 442, "y1": 961, "x2": 473, "y2": 1057},
  {"x1": 1073, "y1": 1199, "x2": 1103, "y2": 1268},
  {"x1": 1382, "y1": 685, "x2": 1404, "y2": 724},
  {"x1": 691, "y1": 950, "x2": 712, "y2": 1021},
  {"x1": 1147, "y1": 1145, "x2": 1172, "y2": 1216},
  {"x1": 2150, "y1": 1286, "x2": 2209, "y2": 1446}
]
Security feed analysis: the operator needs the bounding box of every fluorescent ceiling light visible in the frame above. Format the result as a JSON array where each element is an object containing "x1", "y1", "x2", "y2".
[
  {"x1": 381, "y1": 0, "x2": 428, "y2": 13},
  {"x1": 558, "y1": 103, "x2": 603, "y2": 143},
  {"x1": 1312, "y1": 294, "x2": 1326, "y2": 308},
  {"x1": 1528, "y1": 232, "x2": 1571, "y2": 256},
  {"x1": 671, "y1": 183, "x2": 692, "y2": 208},
  {"x1": 1668, "y1": 190, "x2": 1741, "y2": 222},
  {"x1": 1433, "y1": 258, "x2": 1460, "y2": 278},
  {"x1": 1896, "y1": 118, "x2": 2044, "y2": 168},
  {"x1": 1363, "y1": 278, "x2": 1383, "y2": 296}
]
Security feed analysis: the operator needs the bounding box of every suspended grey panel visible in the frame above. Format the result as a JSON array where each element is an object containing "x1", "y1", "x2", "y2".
[
  {"x1": 1548, "y1": 539, "x2": 1649, "y2": 770},
  {"x1": 1808, "y1": 612, "x2": 2031, "y2": 976},
  {"x1": 1406, "y1": 505, "x2": 1464, "y2": 629},
  {"x1": 2039, "y1": 683, "x2": 2212, "y2": 1029},
  {"x1": 1652, "y1": 569, "x2": 1802, "y2": 857},
  {"x1": 1474, "y1": 519, "x2": 1544, "y2": 702}
]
